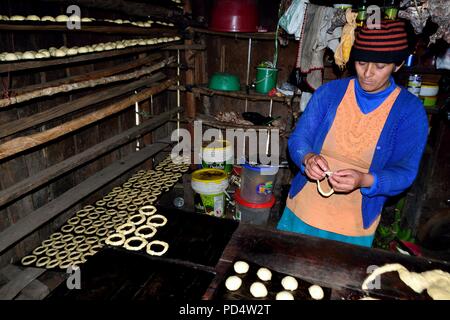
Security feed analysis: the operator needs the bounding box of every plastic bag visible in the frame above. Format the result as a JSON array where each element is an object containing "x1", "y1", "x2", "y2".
[{"x1": 278, "y1": 0, "x2": 309, "y2": 39}]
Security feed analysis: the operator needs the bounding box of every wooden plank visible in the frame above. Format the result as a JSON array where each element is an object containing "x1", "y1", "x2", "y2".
[
  {"x1": 0, "y1": 107, "x2": 181, "y2": 209},
  {"x1": 14, "y1": 53, "x2": 162, "y2": 95},
  {"x1": 188, "y1": 27, "x2": 277, "y2": 40},
  {"x1": 0, "y1": 78, "x2": 177, "y2": 161},
  {"x1": 0, "y1": 137, "x2": 173, "y2": 255},
  {"x1": 0, "y1": 24, "x2": 178, "y2": 36},
  {"x1": 0, "y1": 42, "x2": 180, "y2": 74},
  {"x1": 0, "y1": 56, "x2": 175, "y2": 108},
  {"x1": 0, "y1": 74, "x2": 164, "y2": 140},
  {"x1": 0, "y1": 267, "x2": 45, "y2": 300}
]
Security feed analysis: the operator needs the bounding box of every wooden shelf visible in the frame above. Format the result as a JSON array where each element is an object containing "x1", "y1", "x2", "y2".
[
  {"x1": 174, "y1": 85, "x2": 299, "y2": 105},
  {"x1": 197, "y1": 114, "x2": 289, "y2": 135},
  {"x1": 0, "y1": 23, "x2": 178, "y2": 35},
  {"x1": 188, "y1": 27, "x2": 278, "y2": 40},
  {"x1": 0, "y1": 41, "x2": 182, "y2": 74}
]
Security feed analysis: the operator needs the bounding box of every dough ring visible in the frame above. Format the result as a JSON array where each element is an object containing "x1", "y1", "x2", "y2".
[
  {"x1": 50, "y1": 232, "x2": 63, "y2": 241},
  {"x1": 317, "y1": 172, "x2": 334, "y2": 197},
  {"x1": 146, "y1": 214, "x2": 167, "y2": 227},
  {"x1": 128, "y1": 213, "x2": 146, "y2": 226},
  {"x1": 146, "y1": 240, "x2": 169, "y2": 256},
  {"x1": 124, "y1": 236, "x2": 148, "y2": 251},
  {"x1": 46, "y1": 259, "x2": 60, "y2": 269},
  {"x1": 105, "y1": 233, "x2": 126, "y2": 246},
  {"x1": 139, "y1": 205, "x2": 157, "y2": 216},
  {"x1": 36, "y1": 256, "x2": 51, "y2": 268},
  {"x1": 135, "y1": 225, "x2": 157, "y2": 239},
  {"x1": 33, "y1": 245, "x2": 48, "y2": 255},
  {"x1": 116, "y1": 223, "x2": 136, "y2": 235},
  {"x1": 21, "y1": 255, "x2": 38, "y2": 266},
  {"x1": 61, "y1": 224, "x2": 75, "y2": 233}
]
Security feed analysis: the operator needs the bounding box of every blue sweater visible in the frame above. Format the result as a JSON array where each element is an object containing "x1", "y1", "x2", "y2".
[{"x1": 288, "y1": 77, "x2": 429, "y2": 229}]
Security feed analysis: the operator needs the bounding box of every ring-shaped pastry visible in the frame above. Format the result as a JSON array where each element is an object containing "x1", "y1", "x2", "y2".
[
  {"x1": 116, "y1": 223, "x2": 135, "y2": 235},
  {"x1": 76, "y1": 210, "x2": 89, "y2": 218},
  {"x1": 83, "y1": 205, "x2": 96, "y2": 212},
  {"x1": 61, "y1": 234, "x2": 74, "y2": 242},
  {"x1": 139, "y1": 205, "x2": 157, "y2": 216},
  {"x1": 95, "y1": 200, "x2": 106, "y2": 207},
  {"x1": 104, "y1": 221, "x2": 116, "y2": 229},
  {"x1": 147, "y1": 214, "x2": 168, "y2": 227},
  {"x1": 92, "y1": 220, "x2": 105, "y2": 228},
  {"x1": 85, "y1": 236, "x2": 99, "y2": 244},
  {"x1": 33, "y1": 245, "x2": 47, "y2": 255},
  {"x1": 146, "y1": 240, "x2": 169, "y2": 256},
  {"x1": 64, "y1": 242, "x2": 78, "y2": 252},
  {"x1": 124, "y1": 236, "x2": 147, "y2": 251},
  {"x1": 56, "y1": 250, "x2": 69, "y2": 260},
  {"x1": 42, "y1": 239, "x2": 54, "y2": 247},
  {"x1": 21, "y1": 255, "x2": 37, "y2": 266},
  {"x1": 52, "y1": 240, "x2": 66, "y2": 250},
  {"x1": 68, "y1": 251, "x2": 82, "y2": 261},
  {"x1": 96, "y1": 227, "x2": 108, "y2": 237},
  {"x1": 74, "y1": 225, "x2": 86, "y2": 234},
  {"x1": 73, "y1": 235, "x2": 86, "y2": 244},
  {"x1": 46, "y1": 248, "x2": 58, "y2": 257},
  {"x1": 67, "y1": 216, "x2": 80, "y2": 225},
  {"x1": 84, "y1": 225, "x2": 98, "y2": 235},
  {"x1": 105, "y1": 233, "x2": 126, "y2": 246},
  {"x1": 135, "y1": 224, "x2": 157, "y2": 239},
  {"x1": 77, "y1": 243, "x2": 91, "y2": 252},
  {"x1": 128, "y1": 213, "x2": 146, "y2": 226},
  {"x1": 87, "y1": 212, "x2": 100, "y2": 220},
  {"x1": 46, "y1": 259, "x2": 60, "y2": 269},
  {"x1": 50, "y1": 232, "x2": 63, "y2": 241},
  {"x1": 36, "y1": 256, "x2": 51, "y2": 268},
  {"x1": 80, "y1": 218, "x2": 93, "y2": 226},
  {"x1": 61, "y1": 224, "x2": 75, "y2": 233}
]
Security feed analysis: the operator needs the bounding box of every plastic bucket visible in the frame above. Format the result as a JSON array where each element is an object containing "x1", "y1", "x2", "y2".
[
  {"x1": 201, "y1": 140, "x2": 233, "y2": 174},
  {"x1": 191, "y1": 169, "x2": 229, "y2": 217},
  {"x1": 255, "y1": 67, "x2": 278, "y2": 94},
  {"x1": 240, "y1": 163, "x2": 278, "y2": 204},
  {"x1": 234, "y1": 189, "x2": 275, "y2": 225}
]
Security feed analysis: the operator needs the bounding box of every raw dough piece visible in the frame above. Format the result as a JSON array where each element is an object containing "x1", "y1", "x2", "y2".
[
  {"x1": 257, "y1": 267, "x2": 272, "y2": 281},
  {"x1": 225, "y1": 275, "x2": 242, "y2": 291},
  {"x1": 276, "y1": 291, "x2": 294, "y2": 300},
  {"x1": 26, "y1": 15, "x2": 40, "y2": 21},
  {"x1": 55, "y1": 15, "x2": 69, "y2": 22},
  {"x1": 10, "y1": 15, "x2": 26, "y2": 21},
  {"x1": 281, "y1": 276, "x2": 298, "y2": 291},
  {"x1": 308, "y1": 285, "x2": 324, "y2": 300},
  {"x1": 41, "y1": 16, "x2": 55, "y2": 22},
  {"x1": 4, "y1": 53, "x2": 19, "y2": 61},
  {"x1": 233, "y1": 261, "x2": 249, "y2": 274},
  {"x1": 250, "y1": 282, "x2": 268, "y2": 298}
]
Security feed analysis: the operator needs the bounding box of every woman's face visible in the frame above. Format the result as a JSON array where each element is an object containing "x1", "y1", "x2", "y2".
[{"x1": 355, "y1": 61, "x2": 396, "y2": 93}]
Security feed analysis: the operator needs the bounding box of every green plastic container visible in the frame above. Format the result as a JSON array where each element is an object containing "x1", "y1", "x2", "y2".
[
  {"x1": 255, "y1": 67, "x2": 278, "y2": 94},
  {"x1": 208, "y1": 72, "x2": 240, "y2": 91}
]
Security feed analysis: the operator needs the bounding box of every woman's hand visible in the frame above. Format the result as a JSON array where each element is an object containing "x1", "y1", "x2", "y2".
[
  {"x1": 303, "y1": 153, "x2": 330, "y2": 181},
  {"x1": 328, "y1": 169, "x2": 374, "y2": 193}
]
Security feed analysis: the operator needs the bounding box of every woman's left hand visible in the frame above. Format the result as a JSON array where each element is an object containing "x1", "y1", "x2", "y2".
[{"x1": 328, "y1": 169, "x2": 373, "y2": 193}]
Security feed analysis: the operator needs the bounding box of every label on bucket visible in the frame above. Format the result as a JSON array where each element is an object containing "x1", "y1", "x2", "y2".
[
  {"x1": 201, "y1": 160, "x2": 233, "y2": 173},
  {"x1": 256, "y1": 181, "x2": 273, "y2": 195},
  {"x1": 194, "y1": 193, "x2": 225, "y2": 218}
]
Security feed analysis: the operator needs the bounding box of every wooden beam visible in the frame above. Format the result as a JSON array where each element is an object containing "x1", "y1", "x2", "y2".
[
  {"x1": 0, "y1": 24, "x2": 177, "y2": 36},
  {"x1": 165, "y1": 44, "x2": 206, "y2": 51},
  {"x1": 0, "y1": 42, "x2": 181, "y2": 74},
  {"x1": 0, "y1": 267, "x2": 45, "y2": 300},
  {"x1": 188, "y1": 27, "x2": 278, "y2": 40},
  {"x1": 0, "y1": 138, "x2": 173, "y2": 255},
  {"x1": 0, "y1": 74, "x2": 165, "y2": 140},
  {"x1": 0, "y1": 56, "x2": 175, "y2": 108},
  {"x1": 0, "y1": 107, "x2": 181, "y2": 209},
  {"x1": 39, "y1": 0, "x2": 181, "y2": 18},
  {"x1": 0, "y1": 78, "x2": 177, "y2": 161},
  {"x1": 15, "y1": 53, "x2": 162, "y2": 95}
]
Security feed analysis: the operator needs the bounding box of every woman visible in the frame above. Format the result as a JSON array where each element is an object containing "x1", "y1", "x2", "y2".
[{"x1": 278, "y1": 20, "x2": 429, "y2": 247}]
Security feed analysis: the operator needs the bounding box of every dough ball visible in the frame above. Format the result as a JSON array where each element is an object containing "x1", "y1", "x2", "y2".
[
  {"x1": 55, "y1": 15, "x2": 69, "y2": 22},
  {"x1": 26, "y1": 15, "x2": 40, "y2": 21},
  {"x1": 233, "y1": 261, "x2": 249, "y2": 274},
  {"x1": 4, "y1": 53, "x2": 19, "y2": 61},
  {"x1": 276, "y1": 291, "x2": 294, "y2": 300},
  {"x1": 250, "y1": 282, "x2": 268, "y2": 298},
  {"x1": 41, "y1": 16, "x2": 55, "y2": 22},
  {"x1": 308, "y1": 284, "x2": 324, "y2": 300},
  {"x1": 225, "y1": 275, "x2": 242, "y2": 291},
  {"x1": 257, "y1": 267, "x2": 272, "y2": 281},
  {"x1": 281, "y1": 276, "x2": 298, "y2": 291}
]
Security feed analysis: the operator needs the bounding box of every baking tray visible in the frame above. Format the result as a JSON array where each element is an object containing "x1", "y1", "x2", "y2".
[
  {"x1": 45, "y1": 247, "x2": 215, "y2": 300},
  {"x1": 214, "y1": 260, "x2": 332, "y2": 300},
  {"x1": 110, "y1": 206, "x2": 239, "y2": 267}
]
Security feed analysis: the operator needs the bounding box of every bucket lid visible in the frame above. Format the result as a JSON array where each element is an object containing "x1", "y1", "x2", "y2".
[
  {"x1": 192, "y1": 168, "x2": 228, "y2": 183},
  {"x1": 202, "y1": 139, "x2": 231, "y2": 151},
  {"x1": 242, "y1": 163, "x2": 278, "y2": 175},
  {"x1": 234, "y1": 189, "x2": 275, "y2": 209}
]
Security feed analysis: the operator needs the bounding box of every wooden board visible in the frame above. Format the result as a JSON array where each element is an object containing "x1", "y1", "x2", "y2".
[
  {"x1": 204, "y1": 223, "x2": 450, "y2": 300},
  {"x1": 45, "y1": 247, "x2": 214, "y2": 301}
]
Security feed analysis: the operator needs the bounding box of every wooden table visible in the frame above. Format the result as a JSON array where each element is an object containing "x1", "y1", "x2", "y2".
[{"x1": 204, "y1": 223, "x2": 450, "y2": 300}]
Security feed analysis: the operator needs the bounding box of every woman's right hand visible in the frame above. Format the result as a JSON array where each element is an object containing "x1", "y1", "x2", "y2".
[{"x1": 303, "y1": 153, "x2": 330, "y2": 181}]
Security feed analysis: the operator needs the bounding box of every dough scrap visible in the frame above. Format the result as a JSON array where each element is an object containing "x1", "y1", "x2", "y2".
[
  {"x1": 233, "y1": 261, "x2": 249, "y2": 274},
  {"x1": 276, "y1": 291, "x2": 294, "y2": 300},
  {"x1": 257, "y1": 267, "x2": 272, "y2": 281},
  {"x1": 281, "y1": 276, "x2": 298, "y2": 291},
  {"x1": 308, "y1": 284, "x2": 324, "y2": 300},
  {"x1": 250, "y1": 282, "x2": 268, "y2": 298},
  {"x1": 225, "y1": 275, "x2": 242, "y2": 291}
]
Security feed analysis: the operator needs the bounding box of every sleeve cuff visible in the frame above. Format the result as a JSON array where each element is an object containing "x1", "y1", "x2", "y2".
[{"x1": 361, "y1": 172, "x2": 378, "y2": 197}]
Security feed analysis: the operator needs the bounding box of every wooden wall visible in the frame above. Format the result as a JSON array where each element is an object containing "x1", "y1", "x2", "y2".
[{"x1": 0, "y1": 0, "x2": 178, "y2": 267}]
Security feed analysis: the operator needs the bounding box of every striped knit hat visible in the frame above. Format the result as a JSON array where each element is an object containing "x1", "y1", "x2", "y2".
[{"x1": 351, "y1": 20, "x2": 409, "y2": 63}]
